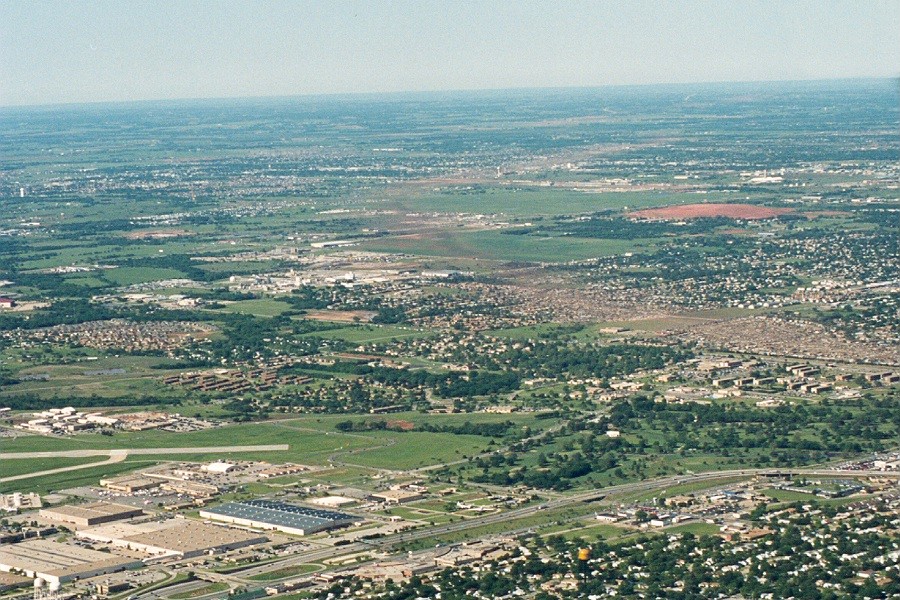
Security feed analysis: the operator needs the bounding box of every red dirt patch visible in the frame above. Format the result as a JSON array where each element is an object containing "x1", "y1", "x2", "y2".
[
  {"x1": 629, "y1": 203, "x2": 793, "y2": 220},
  {"x1": 387, "y1": 420, "x2": 415, "y2": 431}
]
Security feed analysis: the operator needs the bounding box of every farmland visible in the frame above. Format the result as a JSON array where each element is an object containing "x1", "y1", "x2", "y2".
[{"x1": 0, "y1": 78, "x2": 898, "y2": 599}]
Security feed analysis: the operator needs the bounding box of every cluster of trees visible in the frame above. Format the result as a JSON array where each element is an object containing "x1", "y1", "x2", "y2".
[
  {"x1": 461, "y1": 390, "x2": 900, "y2": 491},
  {"x1": 334, "y1": 418, "x2": 520, "y2": 439},
  {"x1": 605, "y1": 393, "x2": 899, "y2": 456},
  {"x1": 371, "y1": 305, "x2": 406, "y2": 324}
]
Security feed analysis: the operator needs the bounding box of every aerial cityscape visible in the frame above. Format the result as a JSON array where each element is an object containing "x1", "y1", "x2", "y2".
[{"x1": 1, "y1": 2, "x2": 899, "y2": 599}]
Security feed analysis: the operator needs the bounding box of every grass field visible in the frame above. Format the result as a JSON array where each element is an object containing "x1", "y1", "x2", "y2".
[
  {"x1": 101, "y1": 267, "x2": 187, "y2": 286},
  {"x1": 0, "y1": 459, "x2": 160, "y2": 494},
  {"x1": 560, "y1": 522, "x2": 630, "y2": 541},
  {"x1": 322, "y1": 431, "x2": 491, "y2": 470},
  {"x1": 0, "y1": 411, "x2": 534, "y2": 491},
  {"x1": 0, "y1": 456, "x2": 108, "y2": 479},
  {"x1": 300, "y1": 324, "x2": 431, "y2": 343},
  {"x1": 399, "y1": 505, "x2": 596, "y2": 551},
  {"x1": 217, "y1": 298, "x2": 294, "y2": 317},
  {"x1": 664, "y1": 522, "x2": 722, "y2": 536}
]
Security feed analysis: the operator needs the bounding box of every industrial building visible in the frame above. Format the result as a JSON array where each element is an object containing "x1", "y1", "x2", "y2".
[
  {"x1": 39, "y1": 502, "x2": 143, "y2": 527},
  {"x1": 199, "y1": 499, "x2": 359, "y2": 536},
  {"x1": 77, "y1": 518, "x2": 268, "y2": 560},
  {"x1": 369, "y1": 489, "x2": 424, "y2": 504},
  {"x1": 0, "y1": 539, "x2": 141, "y2": 585},
  {"x1": 99, "y1": 475, "x2": 160, "y2": 493}
]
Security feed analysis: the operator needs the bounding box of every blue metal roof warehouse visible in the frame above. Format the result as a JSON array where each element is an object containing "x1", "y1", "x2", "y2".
[{"x1": 199, "y1": 499, "x2": 359, "y2": 535}]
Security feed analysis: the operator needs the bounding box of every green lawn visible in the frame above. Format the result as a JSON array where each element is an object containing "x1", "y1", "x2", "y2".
[
  {"x1": 343, "y1": 431, "x2": 491, "y2": 470},
  {"x1": 665, "y1": 522, "x2": 722, "y2": 536},
  {"x1": 0, "y1": 459, "x2": 160, "y2": 494},
  {"x1": 217, "y1": 299, "x2": 294, "y2": 317},
  {"x1": 0, "y1": 456, "x2": 109, "y2": 479},
  {"x1": 301, "y1": 324, "x2": 431, "y2": 343},
  {"x1": 561, "y1": 522, "x2": 630, "y2": 541},
  {"x1": 101, "y1": 267, "x2": 187, "y2": 286}
]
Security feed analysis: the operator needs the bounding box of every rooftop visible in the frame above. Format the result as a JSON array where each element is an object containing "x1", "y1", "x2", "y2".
[
  {"x1": 202, "y1": 499, "x2": 357, "y2": 532},
  {"x1": 0, "y1": 539, "x2": 139, "y2": 580}
]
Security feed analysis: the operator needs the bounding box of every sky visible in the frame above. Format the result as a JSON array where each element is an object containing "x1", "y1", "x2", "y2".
[{"x1": 1, "y1": 0, "x2": 898, "y2": 107}]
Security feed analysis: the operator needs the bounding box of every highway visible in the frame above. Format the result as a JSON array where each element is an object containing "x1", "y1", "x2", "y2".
[{"x1": 210, "y1": 467, "x2": 900, "y2": 587}]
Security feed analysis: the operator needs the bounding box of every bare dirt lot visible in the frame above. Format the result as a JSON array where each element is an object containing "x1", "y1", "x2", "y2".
[{"x1": 306, "y1": 310, "x2": 378, "y2": 323}]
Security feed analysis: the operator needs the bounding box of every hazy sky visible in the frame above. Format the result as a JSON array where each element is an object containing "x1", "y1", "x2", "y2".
[{"x1": 1, "y1": 0, "x2": 898, "y2": 106}]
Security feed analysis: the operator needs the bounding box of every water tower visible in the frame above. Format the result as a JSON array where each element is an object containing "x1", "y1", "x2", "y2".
[{"x1": 33, "y1": 578, "x2": 61, "y2": 600}]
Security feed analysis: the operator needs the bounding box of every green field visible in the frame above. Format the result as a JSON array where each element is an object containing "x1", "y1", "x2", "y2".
[
  {"x1": 664, "y1": 522, "x2": 722, "y2": 536},
  {"x1": 217, "y1": 298, "x2": 294, "y2": 317},
  {"x1": 101, "y1": 267, "x2": 187, "y2": 286},
  {"x1": 301, "y1": 324, "x2": 431, "y2": 343},
  {"x1": 0, "y1": 456, "x2": 108, "y2": 478},
  {"x1": 0, "y1": 412, "x2": 541, "y2": 491},
  {"x1": 0, "y1": 459, "x2": 160, "y2": 494}
]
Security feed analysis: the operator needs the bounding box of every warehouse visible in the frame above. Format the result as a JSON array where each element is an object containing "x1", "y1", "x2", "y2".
[
  {"x1": 77, "y1": 518, "x2": 268, "y2": 559},
  {"x1": 39, "y1": 502, "x2": 143, "y2": 527},
  {"x1": 99, "y1": 475, "x2": 160, "y2": 493},
  {"x1": 199, "y1": 499, "x2": 359, "y2": 536},
  {"x1": 369, "y1": 489, "x2": 424, "y2": 505},
  {"x1": 0, "y1": 539, "x2": 141, "y2": 585}
]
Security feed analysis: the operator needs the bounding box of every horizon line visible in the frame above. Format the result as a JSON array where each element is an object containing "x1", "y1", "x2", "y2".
[{"x1": 2, "y1": 75, "x2": 897, "y2": 111}]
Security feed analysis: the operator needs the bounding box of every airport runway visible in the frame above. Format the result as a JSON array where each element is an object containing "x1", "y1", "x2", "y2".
[
  {"x1": 0, "y1": 444, "x2": 290, "y2": 459},
  {"x1": 0, "y1": 445, "x2": 290, "y2": 483}
]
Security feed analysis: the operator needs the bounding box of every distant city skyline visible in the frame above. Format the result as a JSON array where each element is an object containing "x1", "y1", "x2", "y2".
[{"x1": 1, "y1": 0, "x2": 898, "y2": 107}]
